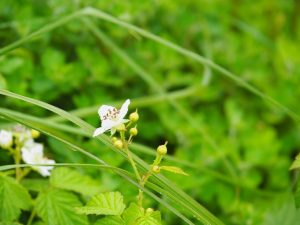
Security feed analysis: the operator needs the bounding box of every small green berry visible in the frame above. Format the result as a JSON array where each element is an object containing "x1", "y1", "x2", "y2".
[
  {"x1": 129, "y1": 111, "x2": 139, "y2": 122},
  {"x1": 152, "y1": 165, "x2": 160, "y2": 173},
  {"x1": 157, "y1": 144, "x2": 167, "y2": 155},
  {"x1": 114, "y1": 140, "x2": 123, "y2": 149},
  {"x1": 130, "y1": 127, "x2": 138, "y2": 136}
]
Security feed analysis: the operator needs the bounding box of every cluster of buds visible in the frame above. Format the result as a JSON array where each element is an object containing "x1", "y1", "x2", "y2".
[
  {"x1": 0, "y1": 125, "x2": 55, "y2": 177},
  {"x1": 112, "y1": 110, "x2": 140, "y2": 150}
]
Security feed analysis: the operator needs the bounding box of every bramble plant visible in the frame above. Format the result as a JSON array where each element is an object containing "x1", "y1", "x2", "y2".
[
  {"x1": 1, "y1": 2, "x2": 300, "y2": 225},
  {"x1": 78, "y1": 99, "x2": 187, "y2": 224},
  {"x1": 0, "y1": 100, "x2": 187, "y2": 225}
]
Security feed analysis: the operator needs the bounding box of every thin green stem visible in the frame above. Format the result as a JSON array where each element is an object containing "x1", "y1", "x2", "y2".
[
  {"x1": 26, "y1": 209, "x2": 36, "y2": 225},
  {"x1": 13, "y1": 146, "x2": 22, "y2": 182},
  {"x1": 120, "y1": 131, "x2": 141, "y2": 182},
  {"x1": 124, "y1": 147, "x2": 141, "y2": 182}
]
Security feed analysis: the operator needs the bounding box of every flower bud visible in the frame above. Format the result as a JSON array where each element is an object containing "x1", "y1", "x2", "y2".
[
  {"x1": 31, "y1": 129, "x2": 40, "y2": 139},
  {"x1": 116, "y1": 124, "x2": 126, "y2": 132},
  {"x1": 113, "y1": 140, "x2": 123, "y2": 149},
  {"x1": 0, "y1": 130, "x2": 13, "y2": 149},
  {"x1": 130, "y1": 127, "x2": 138, "y2": 136},
  {"x1": 129, "y1": 111, "x2": 139, "y2": 122},
  {"x1": 157, "y1": 144, "x2": 167, "y2": 155},
  {"x1": 152, "y1": 165, "x2": 160, "y2": 173},
  {"x1": 146, "y1": 208, "x2": 154, "y2": 213},
  {"x1": 111, "y1": 137, "x2": 118, "y2": 143}
]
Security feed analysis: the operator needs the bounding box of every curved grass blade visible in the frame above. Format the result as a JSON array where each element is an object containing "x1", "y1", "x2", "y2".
[{"x1": 0, "y1": 107, "x2": 279, "y2": 197}]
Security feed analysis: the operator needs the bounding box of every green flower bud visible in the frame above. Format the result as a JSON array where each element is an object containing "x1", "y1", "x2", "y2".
[
  {"x1": 116, "y1": 124, "x2": 126, "y2": 132},
  {"x1": 31, "y1": 129, "x2": 40, "y2": 139},
  {"x1": 129, "y1": 111, "x2": 139, "y2": 122},
  {"x1": 157, "y1": 144, "x2": 167, "y2": 155},
  {"x1": 152, "y1": 165, "x2": 160, "y2": 173},
  {"x1": 114, "y1": 140, "x2": 123, "y2": 149},
  {"x1": 111, "y1": 137, "x2": 118, "y2": 143},
  {"x1": 130, "y1": 127, "x2": 138, "y2": 136},
  {"x1": 146, "y1": 208, "x2": 154, "y2": 213}
]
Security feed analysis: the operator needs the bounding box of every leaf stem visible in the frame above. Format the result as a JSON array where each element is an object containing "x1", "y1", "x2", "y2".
[{"x1": 26, "y1": 208, "x2": 36, "y2": 225}]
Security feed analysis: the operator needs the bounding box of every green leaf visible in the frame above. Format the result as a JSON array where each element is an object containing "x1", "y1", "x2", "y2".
[
  {"x1": 35, "y1": 188, "x2": 88, "y2": 225},
  {"x1": 122, "y1": 203, "x2": 143, "y2": 225},
  {"x1": 76, "y1": 192, "x2": 125, "y2": 216},
  {"x1": 0, "y1": 222, "x2": 22, "y2": 225},
  {"x1": 290, "y1": 153, "x2": 300, "y2": 170},
  {"x1": 122, "y1": 203, "x2": 161, "y2": 225},
  {"x1": 136, "y1": 213, "x2": 161, "y2": 225},
  {"x1": 295, "y1": 180, "x2": 300, "y2": 208},
  {"x1": 94, "y1": 216, "x2": 125, "y2": 225},
  {"x1": 21, "y1": 178, "x2": 49, "y2": 192},
  {"x1": 0, "y1": 174, "x2": 31, "y2": 222},
  {"x1": 50, "y1": 167, "x2": 102, "y2": 196},
  {"x1": 160, "y1": 166, "x2": 188, "y2": 176}
]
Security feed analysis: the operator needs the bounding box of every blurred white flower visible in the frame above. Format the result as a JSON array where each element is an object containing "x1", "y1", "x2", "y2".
[
  {"x1": 21, "y1": 139, "x2": 55, "y2": 177},
  {"x1": 13, "y1": 125, "x2": 32, "y2": 142},
  {"x1": 0, "y1": 130, "x2": 13, "y2": 149},
  {"x1": 93, "y1": 99, "x2": 130, "y2": 137}
]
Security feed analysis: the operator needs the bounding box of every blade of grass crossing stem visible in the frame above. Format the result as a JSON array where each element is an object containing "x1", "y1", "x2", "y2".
[
  {"x1": 0, "y1": 109, "x2": 196, "y2": 225},
  {"x1": 0, "y1": 107, "x2": 279, "y2": 197},
  {"x1": 82, "y1": 18, "x2": 237, "y2": 179},
  {"x1": 0, "y1": 90, "x2": 224, "y2": 225}
]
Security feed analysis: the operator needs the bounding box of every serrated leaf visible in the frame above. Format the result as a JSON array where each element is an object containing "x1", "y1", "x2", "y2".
[
  {"x1": 137, "y1": 214, "x2": 161, "y2": 225},
  {"x1": 50, "y1": 167, "x2": 102, "y2": 196},
  {"x1": 0, "y1": 222, "x2": 22, "y2": 225},
  {"x1": 122, "y1": 203, "x2": 161, "y2": 225},
  {"x1": 160, "y1": 166, "x2": 188, "y2": 176},
  {"x1": 290, "y1": 154, "x2": 300, "y2": 170},
  {"x1": 122, "y1": 203, "x2": 143, "y2": 225},
  {"x1": 0, "y1": 174, "x2": 31, "y2": 222},
  {"x1": 94, "y1": 216, "x2": 125, "y2": 225},
  {"x1": 35, "y1": 188, "x2": 88, "y2": 225},
  {"x1": 76, "y1": 192, "x2": 125, "y2": 216}
]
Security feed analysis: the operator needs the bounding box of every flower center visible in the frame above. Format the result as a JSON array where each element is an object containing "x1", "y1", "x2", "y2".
[{"x1": 102, "y1": 108, "x2": 120, "y2": 121}]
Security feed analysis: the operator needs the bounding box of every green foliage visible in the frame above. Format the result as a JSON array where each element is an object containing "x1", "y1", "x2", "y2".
[
  {"x1": 1, "y1": 0, "x2": 300, "y2": 225},
  {"x1": 290, "y1": 153, "x2": 300, "y2": 170},
  {"x1": 123, "y1": 203, "x2": 161, "y2": 225},
  {"x1": 50, "y1": 167, "x2": 102, "y2": 196},
  {"x1": 160, "y1": 166, "x2": 188, "y2": 176},
  {"x1": 94, "y1": 216, "x2": 125, "y2": 225},
  {"x1": 76, "y1": 192, "x2": 126, "y2": 216},
  {"x1": 35, "y1": 188, "x2": 88, "y2": 225},
  {"x1": 93, "y1": 202, "x2": 162, "y2": 225},
  {"x1": 0, "y1": 174, "x2": 31, "y2": 222}
]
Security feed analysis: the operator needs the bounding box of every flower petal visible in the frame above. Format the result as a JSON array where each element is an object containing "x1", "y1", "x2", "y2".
[
  {"x1": 118, "y1": 99, "x2": 130, "y2": 119},
  {"x1": 98, "y1": 105, "x2": 116, "y2": 120},
  {"x1": 93, "y1": 127, "x2": 106, "y2": 137}
]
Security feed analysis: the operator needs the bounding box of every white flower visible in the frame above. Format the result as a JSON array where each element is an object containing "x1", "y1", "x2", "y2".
[
  {"x1": 13, "y1": 125, "x2": 32, "y2": 142},
  {"x1": 0, "y1": 130, "x2": 13, "y2": 149},
  {"x1": 21, "y1": 139, "x2": 55, "y2": 177},
  {"x1": 93, "y1": 99, "x2": 130, "y2": 137}
]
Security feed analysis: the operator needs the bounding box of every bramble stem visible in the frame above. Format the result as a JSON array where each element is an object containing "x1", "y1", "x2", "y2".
[
  {"x1": 13, "y1": 146, "x2": 22, "y2": 182},
  {"x1": 26, "y1": 208, "x2": 36, "y2": 225},
  {"x1": 125, "y1": 147, "x2": 141, "y2": 182}
]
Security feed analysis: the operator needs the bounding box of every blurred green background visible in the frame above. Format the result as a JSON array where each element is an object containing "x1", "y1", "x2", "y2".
[{"x1": 1, "y1": 0, "x2": 300, "y2": 224}]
